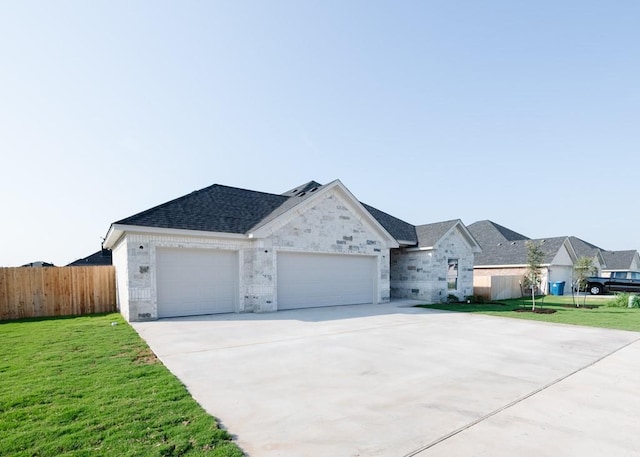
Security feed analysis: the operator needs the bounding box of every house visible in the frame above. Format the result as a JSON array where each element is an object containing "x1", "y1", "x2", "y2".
[
  {"x1": 468, "y1": 221, "x2": 577, "y2": 298},
  {"x1": 567, "y1": 236, "x2": 606, "y2": 276},
  {"x1": 103, "y1": 179, "x2": 480, "y2": 321},
  {"x1": 67, "y1": 249, "x2": 113, "y2": 266},
  {"x1": 601, "y1": 250, "x2": 640, "y2": 277},
  {"x1": 21, "y1": 261, "x2": 55, "y2": 267},
  {"x1": 390, "y1": 220, "x2": 481, "y2": 303}
]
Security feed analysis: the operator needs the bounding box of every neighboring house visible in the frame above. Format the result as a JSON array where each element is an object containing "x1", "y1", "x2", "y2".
[
  {"x1": 601, "y1": 250, "x2": 640, "y2": 277},
  {"x1": 468, "y1": 221, "x2": 577, "y2": 297},
  {"x1": 567, "y1": 236, "x2": 605, "y2": 276},
  {"x1": 67, "y1": 249, "x2": 113, "y2": 266},
  {"x1": 103, "y1": 179, "x2": 481, "y2": 321},
  {"x1": 390, "y1": 220, "x2": 481, "y2": 303},
  {"x1": 21, "y1": 261, "x2": 55, "y2": 267}
]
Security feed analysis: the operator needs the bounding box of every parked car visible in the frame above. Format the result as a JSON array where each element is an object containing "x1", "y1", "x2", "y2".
[{"x1": 587, "y1": 271, "x2": 640, "y2": 295}]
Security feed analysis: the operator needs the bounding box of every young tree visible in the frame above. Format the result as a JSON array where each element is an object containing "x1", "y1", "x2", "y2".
[
  {"x1": 572, "y1": 256, "x2": 597, "y2": 307},
  {"x1": 525, "y1": 241, "x2": 545, "y2": 311}
]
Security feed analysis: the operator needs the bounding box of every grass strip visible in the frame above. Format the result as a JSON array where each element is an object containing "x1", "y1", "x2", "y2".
[
  {"x1": 419, "y1": 296, "x2": 640, "y2": 332},
  {"x1": 0, "y1": 313, "x2": 244, "y2": 457}
]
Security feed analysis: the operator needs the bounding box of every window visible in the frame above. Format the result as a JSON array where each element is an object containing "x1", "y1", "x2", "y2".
[{"x1": 447, "y1": 259, "x2": 458, "y2": 290}]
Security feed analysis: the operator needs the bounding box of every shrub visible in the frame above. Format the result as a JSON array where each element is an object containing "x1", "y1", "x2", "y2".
[
  {"x1": 447, "y1": 294, "x2": 460, "y2": 303},
  {"x1": 607, "y1": 293, "x2": 640, "y2": 308}
]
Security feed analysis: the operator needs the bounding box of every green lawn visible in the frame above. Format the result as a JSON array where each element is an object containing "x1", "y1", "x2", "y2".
[
  {"x1": 419, "y1": 295, "x2": 640, "y2": 332},
  {"x1": 0, "y1": 313, "x2": 244, "y2": 457}
]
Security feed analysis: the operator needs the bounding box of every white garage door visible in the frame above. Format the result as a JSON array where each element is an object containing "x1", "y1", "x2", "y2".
[
  {"x1": 277, "y1": 252, "x2": 375, "y2": 310},
  {"x1": 156, "y1": 248, "x2": 237, "y2": 318}
]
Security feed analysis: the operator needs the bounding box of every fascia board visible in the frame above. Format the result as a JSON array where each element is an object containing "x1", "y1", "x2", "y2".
[
  {"x1": 103, "y1": 223, "x2": 248, "y2": 248},
  {"x1": 103, "y1": 225, "x2": 122, "y2": 249},
  {"x1": 474, "y1": 263, "x2": 552, "y2": 269},
  {"x1": 405, "y1": 246, "x2": 435, "y2": 252}
]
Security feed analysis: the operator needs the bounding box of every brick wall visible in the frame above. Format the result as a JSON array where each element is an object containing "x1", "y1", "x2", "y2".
[
  {"x1": 113, "y1": 189, "x2": 391, "y2": 321},
  {"x1": 390, "y1": 227, "x2": 475, "y2": 303}
]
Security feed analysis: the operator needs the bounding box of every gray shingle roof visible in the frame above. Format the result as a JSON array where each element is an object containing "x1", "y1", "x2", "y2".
[
  {"x1": 68, "y1": 249, "x2": 113, "y2": 266},
  {"x1": 568, "y1": 236, "x2": 602, "y2": 259},
  {"x1": 249, "y1": 182, "x2": 326, "y2": 232},
  {"x1": 415, "y1": 220, "x2": 459, "y2": 247},
  {"x1": 115, "y1": 184, "x2": 288, "y2": 234},
  {"x1": 602, "y1": 250, "x2": 637, "y2": 270},
  {"x1": 471, "y1": 223, "x2": 567, "y2": 266},
  {"x1": 467, "y1": 220, "x2": 529, "y2": 246},
  {"x1": 281, "y1": 181, "x2": 323, "y2": 197},
  {"x1": 360, "y1": 203, "x2": 417, "y2": 244},
  {"x1": 112, "y1": 180, "x2": 417, "y2": 244}
]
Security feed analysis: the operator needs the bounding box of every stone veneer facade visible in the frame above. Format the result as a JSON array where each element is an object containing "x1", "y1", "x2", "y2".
[
  {"x1": 390, "y1": 226, "x2": 475, "y2": 303},
  {"x1": 112, "y1": 190, "x2": 392, "y2": 321}
]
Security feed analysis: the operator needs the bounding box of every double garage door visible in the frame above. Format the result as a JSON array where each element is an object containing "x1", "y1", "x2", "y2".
[
  {"x1": 156, "y1": 248, "x2": 376, "y2": 318},
  {"x1": 277, "y1": 252, "x2": 375, "y2": 310}
]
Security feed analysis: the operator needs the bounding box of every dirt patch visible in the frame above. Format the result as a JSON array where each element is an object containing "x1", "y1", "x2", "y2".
[
  {"x1": 513, "y1": 308, "x2": 557, "y2": 314},
  {"x1": 134, "y1": 347, "x2": 159, "y2": 365}
]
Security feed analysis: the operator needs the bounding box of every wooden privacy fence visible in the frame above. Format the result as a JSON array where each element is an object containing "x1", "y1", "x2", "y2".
[
  {"x1": 474, "y1": 275, "x2": 523, "y2": 301},
  {"x1": 0, "y1": 266, "x2": 116, "y2": 321}
]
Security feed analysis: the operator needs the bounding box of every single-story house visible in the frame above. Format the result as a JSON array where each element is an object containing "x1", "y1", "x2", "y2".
[
  {"x1": 468, "y1": 220, "x2": 577, "y2": 298},
  {"x1": 103, "y1": 179, "x2": 481, "y2": 321},
  {"x1": 468, "y1": 220, "x2": 640, "y2": 298}
]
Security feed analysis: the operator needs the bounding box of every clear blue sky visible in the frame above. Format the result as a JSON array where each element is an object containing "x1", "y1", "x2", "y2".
[{"x1": 1, "y1": 1, "x2": 638, "y2": 267}]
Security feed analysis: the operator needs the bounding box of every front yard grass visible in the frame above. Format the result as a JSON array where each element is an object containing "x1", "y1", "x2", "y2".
[
  {"x1": 0, "y1": 313, "x2": 243, "y2": 457},
  {"x1": 419, "y1": 296, "x2": 640, "y2": 332}
]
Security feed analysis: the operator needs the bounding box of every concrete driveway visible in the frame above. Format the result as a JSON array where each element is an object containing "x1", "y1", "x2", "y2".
[{"x1": 132, "y1": 301, "x2": 640, "y2": 457}]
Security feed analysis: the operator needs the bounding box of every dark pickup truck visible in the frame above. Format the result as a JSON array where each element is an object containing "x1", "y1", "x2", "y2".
[{"x1": 587, "y1": 271, "x2": 640, "y2": 295}]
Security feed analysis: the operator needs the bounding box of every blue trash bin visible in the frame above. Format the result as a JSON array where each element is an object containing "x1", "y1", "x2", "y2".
[{"x1": 550, "y1": 281, "x2": 566, "y2": 295}]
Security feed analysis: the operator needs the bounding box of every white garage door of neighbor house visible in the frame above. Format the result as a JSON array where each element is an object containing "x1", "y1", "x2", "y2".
[
  {"x1": 156, "y1": 248, "x2": 237, "y2": 318},
  {"x1": 277, "y1": 252, "x2": 375, "y2": 310}
]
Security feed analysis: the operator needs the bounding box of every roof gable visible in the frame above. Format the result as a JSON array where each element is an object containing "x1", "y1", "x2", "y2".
[
  {"x1": 413, "y1": 219, "x2": 481, "y2": 252},
  {"x1": 602, "y1": 250, "x2": 639, "y2": 270},
  {"x1": 416, "y1": 220, "x2": 458, "y2": 247},
  {"x1": 249, "y1": 180, "x2": 399, "y2": 247}
]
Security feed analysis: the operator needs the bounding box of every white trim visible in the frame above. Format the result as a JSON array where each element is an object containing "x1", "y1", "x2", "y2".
[
  {"x1": 474, "y1": 264, "x2": 552, "y2": 269},
  {"x1": 405, "y1": 246, "x2": 435, "y2": 252},
  {"x1": 103, "y1": 223, "x2": 248, "y2": 249}
]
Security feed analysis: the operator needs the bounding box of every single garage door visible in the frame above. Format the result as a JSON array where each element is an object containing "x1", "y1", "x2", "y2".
[
  {"x1": 277, "y1": 252, "x2": 375, "y2": 310},
  {"x1": 156, "y1": 247, "x2": 237, "y2": 318}
]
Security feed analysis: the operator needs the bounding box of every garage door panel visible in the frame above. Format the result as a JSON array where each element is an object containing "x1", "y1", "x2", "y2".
[
  {"x1": 278, "y1": 253, "x2": 375, "y2": 310},
  {"x1": 156, "y1": 248, "x2": 237, "y2": 318}
]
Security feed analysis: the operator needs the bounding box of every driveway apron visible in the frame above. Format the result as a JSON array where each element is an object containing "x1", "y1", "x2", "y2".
[{"x1": 132, "y1": 302, "x2": 640, "y2": 457}]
